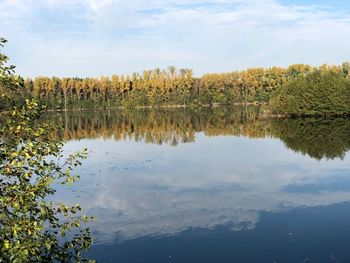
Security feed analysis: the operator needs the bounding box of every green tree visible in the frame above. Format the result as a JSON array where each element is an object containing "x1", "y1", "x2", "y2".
[
  {"x1": 0, "y1": 38, "x2": 27, "y2": 111},
  {"x1": 342, "y1": 62, "x2": 350, "y2": 78},
  {"x1": 0, "y1": 38, "x2": 94, "y2": 263},
  {"x1": 269, "y1": 70, "x2": 350, "y2": 116}
]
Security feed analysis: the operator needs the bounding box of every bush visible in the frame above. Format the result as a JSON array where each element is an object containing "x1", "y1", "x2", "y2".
[{"x1": 269, "y1": 71, "x2": 350, "y2": 116}]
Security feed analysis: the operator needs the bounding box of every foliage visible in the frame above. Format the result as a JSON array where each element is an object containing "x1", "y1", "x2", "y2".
[
  {"x1": 269, "y1": 70, "x2": 350, "y2": 116},
  {"x1": 27, "y1": 67, "x2": 195, "y2": 110},
  {"x1": 10, "y1": 62, "x2": 347, "y2": 109},
  {"x1": 0, "y1": 37, "x2": 94, "y2": 263},
  {"x1": 0, "y1": 38, "x2": 29, "y2": 111}
]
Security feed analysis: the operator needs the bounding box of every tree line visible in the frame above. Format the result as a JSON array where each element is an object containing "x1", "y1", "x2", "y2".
[
  {"x1": 12, "y1": 63, "x2": 349, "y2": 110},
  {"x1": 24, "y1": 67, "x2": 194, "y2": 109}
]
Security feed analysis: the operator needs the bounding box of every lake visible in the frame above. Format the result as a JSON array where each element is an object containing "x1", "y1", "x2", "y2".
[{"x1": 48, "y1": 106, "x2": 350, "y2": 263}]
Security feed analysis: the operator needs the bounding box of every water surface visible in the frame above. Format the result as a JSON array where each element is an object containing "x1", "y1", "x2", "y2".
[{"x1": 48, "y1": 106, "x2": 350, "y2": 263}]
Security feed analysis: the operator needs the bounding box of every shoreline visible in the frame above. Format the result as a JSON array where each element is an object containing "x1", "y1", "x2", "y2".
[
  {"x1": 43, "y1": 101, "x2": 265, "y2": 112},
  {"x1": 2, "y1": 102, "x2": 349, "y2": 119}
]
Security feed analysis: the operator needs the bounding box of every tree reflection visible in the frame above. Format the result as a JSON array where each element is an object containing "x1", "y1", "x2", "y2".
[
  {"x1": 44, "y1": 107, "x2": 350, "y2": 160},
  {"x1": 272, "y1": 118, "x2": 350, "y2": 160}
]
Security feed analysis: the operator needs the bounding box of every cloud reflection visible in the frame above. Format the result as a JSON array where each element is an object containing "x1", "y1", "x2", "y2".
[{"x1": 57, "y1": 136, "x2": 350, "y2": 244}]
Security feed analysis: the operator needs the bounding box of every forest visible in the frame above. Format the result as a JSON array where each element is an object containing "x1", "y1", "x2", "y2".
[{"x1": 1, "y1": 63, "x2": 349, "y2": 114}]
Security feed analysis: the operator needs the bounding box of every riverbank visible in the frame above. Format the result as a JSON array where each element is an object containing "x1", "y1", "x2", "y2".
[{"x1": 41, "y1": 101, "x2": 265, "y2": 112}]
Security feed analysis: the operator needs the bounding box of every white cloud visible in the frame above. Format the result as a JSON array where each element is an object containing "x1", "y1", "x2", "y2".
[{"x1": 1, "y1": 0, "x2": 350, "y2": 77}]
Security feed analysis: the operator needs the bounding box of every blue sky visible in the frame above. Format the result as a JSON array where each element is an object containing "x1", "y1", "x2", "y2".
[
  {"x1": 0, "y1": 0, "x2": 349, "y2": 77},
  {"x1": 281, "y1": 0, "x2": 350, "y2": 9}
]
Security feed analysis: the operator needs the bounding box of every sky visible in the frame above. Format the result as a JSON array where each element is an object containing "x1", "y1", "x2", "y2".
[{"x1": 0, "y1": 0, "x2": 350, "y2": 77}]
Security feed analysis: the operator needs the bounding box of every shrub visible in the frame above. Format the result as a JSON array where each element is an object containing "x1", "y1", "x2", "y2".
[{"x1": 269, "y1": 70, "x2": 350, "y2": 116}]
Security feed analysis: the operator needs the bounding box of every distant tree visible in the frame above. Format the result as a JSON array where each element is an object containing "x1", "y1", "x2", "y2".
[
  {"x1": 269, "y1": 70, "x2": 350, "y2": 116},
  {"x1": 20, "y1": 58, "x2": 350, "y2": 109},
  {"x1": 342, "y1": 62, "x2": 350, "y2": 78}
]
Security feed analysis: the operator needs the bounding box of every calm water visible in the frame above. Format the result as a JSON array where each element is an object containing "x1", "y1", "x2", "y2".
[{"x1": 47, "y1": 106, "x2": 350, "y2": 263}]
